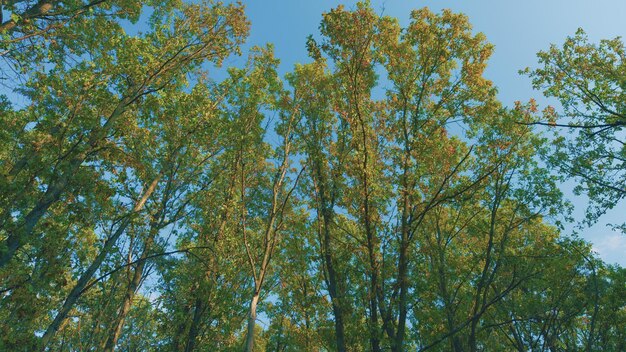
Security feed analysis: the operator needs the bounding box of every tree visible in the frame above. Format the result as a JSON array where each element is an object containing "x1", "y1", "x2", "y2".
[
  {"x1": 409, "y1": 102, "x2": 565, "y2": 352},
  {"x1": 235, "y1": 47, "x2": 305, "y2": 352},
  {"x1": 0, "y1": 0, "x2": 248, "y2": 268},
  {"x1": 1, "y1": 2, "x2": 625, "y2": 351},
  {"x1": 299, "y1": 3, "x2": 502, "y2": 350},
  {"x1": 0, "y1": 0, "x2": 249, "y2": 349},
  {"x1": 525, "y1": 29, "x2": 626, "y2": 226},
  {"x1": 288, "y1": 57, "x2": 353, "y2": 352}
]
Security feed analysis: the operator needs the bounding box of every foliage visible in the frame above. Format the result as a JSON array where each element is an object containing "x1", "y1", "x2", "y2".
[
  {"x1": 525, "y1": 28, "x2": 626, "y2": 226},
  {"x1": 0, "y1": 2, "x2": 623, "y2": 352}
]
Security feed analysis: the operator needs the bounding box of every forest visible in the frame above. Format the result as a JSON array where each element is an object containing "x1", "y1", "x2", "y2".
[{"x1": 0, "y1": 1, "x2": 625, "y2": 351}]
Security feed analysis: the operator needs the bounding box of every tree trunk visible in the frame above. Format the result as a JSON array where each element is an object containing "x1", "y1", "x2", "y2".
[
  {"x1": 244, "y1": 292, "x2": 260, "y2": 352},
  {"x1": 392, "y1": 240, "x2": 409, "y2": 352},
  {"x1": 39, "y1": 176, "x2": 160, "y2": 350},
  {"x1": 319, "y1": 197, "x2": 347, "y2": 352},
  {"x1": 0, "y1": 95, "x2": 134, "y2": 268},
  {"x1": 184, "y1": 297, "x2": 205, "y2": 352},
  {"x1": 172, "y1": 302, "x2": 192, "y2": 351},
  {"x1": 368, "y1": 274, "x2": 381, "y2": 352},
  {"x1": 364, "y1": 195, "x2": 381, "y2": 352},
  {"x1": 392, "y1": 176, "x2": 411, "y2": 351},
  {"x1": 0, "y1": 169, "x2": 71, "y2": 267},
  {"x1": 310, "y1": 150, "x2": 348, "y2": 352},
  {"x1": 325, "y1": 235, "x2": 347, "y2": 352},
  {"x1": 103, "y1": 228, "x2": 156, "y2": 351}
]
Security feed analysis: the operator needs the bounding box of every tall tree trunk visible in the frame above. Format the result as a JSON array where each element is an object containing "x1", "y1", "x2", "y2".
[
  {"x1": 184, "y1": 297, "x2": 205, "y2": 352},
  {"x1": 323, "y1": 218, "x2": 347, "y2": 352},
  {"x1": 172, "y1": 302, "x2": 192, "y2": 351},
  {"x1": 183, "y1": 181, "x2": 234, "y2": 351},
  {"x1": 241, "y1": 113, "x2": 298, "y2": 352},
  {"x1": 39, "y1": 176, "x2": 160, "y2": 350},
  {"x1": 0, "y1": 95, "x2": 134, "y2": 268},
  {"x1": 392, "y1": 174, "x2": 411, "y2": 351},
  {"x1": 0, "y1": 166, "x2": 72, "y2": 267},
  {"x1": 468, "y1": 186, "x2": 501, "y2": 352},
  {"x1": 316, "y1": 174, "x2": 347, "y2": 352},
  {"x1": 362, "y1": 176, "x2": 382, "y2": 351},
  {"x1": 435, "y1": 237, "x2": 463, "y2": 352},
  {"x1": 244, "y1": 291, "x2": 260, "y2": 352},
  {"x1": 367, "y1": 267, "x2": 381, "y2": 352},
  {"x1": 392, "y1": 240, "x2": 409, "y2": 352},
  {"x1": 350, "y1": 68, "x2": 382, "y2": 352},
  {"x1": 363, "y1": 176, "x2": 381, "y2": 352},
  {"x1": 306, "y1": 123, "x2": 348, "y2": 351},
  {"x1": 103, "y1": 227, "x2": 157, "y2": 351}
]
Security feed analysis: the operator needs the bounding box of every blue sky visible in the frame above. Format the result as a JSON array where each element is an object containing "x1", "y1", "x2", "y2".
[{"x1": 236, "y1": 0, "x2": 626, "y2": 265}]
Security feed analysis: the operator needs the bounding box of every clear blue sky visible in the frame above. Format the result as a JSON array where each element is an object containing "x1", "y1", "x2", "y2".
[{"x1": 236, "y1": 0, "x2": 626, "y2": 265}]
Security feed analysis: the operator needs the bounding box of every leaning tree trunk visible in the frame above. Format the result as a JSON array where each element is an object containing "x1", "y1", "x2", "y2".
[
  {"x1": 103, "y1": 226, "x2": 157, "y2": 351},
  {"x1": 0, "y1": 94, "x2": 137, "y2": 268},
  {"x1": 40, "y1": 176, "x2": 160, "y2": 350}
]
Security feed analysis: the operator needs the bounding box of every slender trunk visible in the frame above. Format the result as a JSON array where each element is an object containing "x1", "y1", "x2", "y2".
[
  {"x1": 39, "y1": 176, "x2": 160, "y2": 350},
  {"x1": 1, "y1": 95, "x2": 134, "y2": 268},
  {"x1": 304, "y1": 295, "x2": 311, "y2": 350},
  {"x1": 311, "y1": 152, "x2": 347, "y2": 352},
  {"x1": 393, "y1": 240, "x2": 409, "y2": 352},
  {"x1": 436, "y1": 243, "x2": 462, "y2": 352},
  {"x1": 364, "y1": 191, "x2": 381, "y2": 352},
  {"x1": 351, "y1": 71, "x2": 381, "y2": 352},
  {"x1": 103, "y1": 228, "x2": 156, "y2": 351},
  {"x1": 359, "y1": 143, "x2": 380, "y2": 352},
  {"x1": 184, "y1": 185, "x2": 233, "y2": 351},
  {"x1": 102, "y1": 264, "x2": 143, "y2": 352},
  {"x1": 184, "y1": 297, "x2": 205, "y2": 352},
  {"x1": 172, "y1": 302, "x2": 192, "y2": 351},
  {"x1": 181, "y1": 169, "x2": 235, "y2": 351},
  {"x1": 241, "y1": 114, "x2": 298, "y2": 352},
  {"x1": 96, "y1": 281, "x2": 123, "y2": 350},
  {"x1": 368, "y1": 272, "x2": 381, "y2": 352},
  {"x1": 392, "y1": 175, "x2": 411, "y2": 351},
  {"x1": 244, "y1": 292, "x2": 260, "y2": 352},
  {"x1": 508, "y1": 325, "x2": 525, "y2": 352},
  {"x1": 324, "y1": 226, "x2": 347, "y2": 352},
  {"x1": 468, "y1": 188, "x2": 500, "y2": 352},
  {"x1": 365, "y1": 211, "x2": 381, "y2": 352},
  {"x1": 0, "y1": 169, "x2": 70, "y2": 267},
  {"x1": 320, "y1": 200, "x2": 346, "y2": 352},
  {"x1": 41, "y1": 216, "x2": 133, "y2": 349}
]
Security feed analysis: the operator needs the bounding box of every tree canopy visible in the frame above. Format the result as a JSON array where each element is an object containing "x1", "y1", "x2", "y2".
[
  {"x1": 524, "y1": 28, "x2": 626, "y2": 227},
  {"x1": 0, "y1": 2, "x2": 624, "y2": 351}
]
